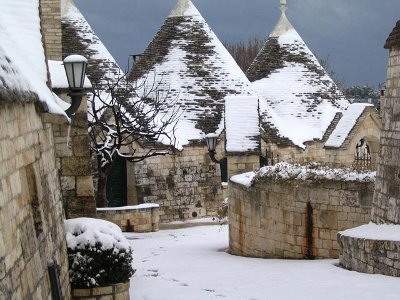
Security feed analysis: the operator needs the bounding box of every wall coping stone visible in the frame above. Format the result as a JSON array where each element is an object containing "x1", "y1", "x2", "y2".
[{"x1": 97, "y1": 204, "x2": 159, "y2": 212}]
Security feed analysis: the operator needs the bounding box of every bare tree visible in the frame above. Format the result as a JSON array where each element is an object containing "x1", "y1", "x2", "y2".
[
  {"x1": 317, "y1": 54, "x2": 346, "y2": 89},
  {"x1": 224, "y1": 37, "x2": 264, "y2": 72},
  {"x1": 88, "y1": 75, "x2": 179, "y2": 207}
]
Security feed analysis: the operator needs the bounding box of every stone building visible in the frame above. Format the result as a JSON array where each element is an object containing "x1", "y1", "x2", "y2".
[
  {"x1": 338, "y1": 20, "x2": 400, "y2": 277},
  {"x1": 0, "y1": 1, "x2": 71, "y2": 298},
  {"x1": 59, "y1": 0, "x2": 381, "y2": 223},
  {"x1": 0, "y1": 0, "x2": 96, "y2": 298},
  {"x1": 247, "y1": 0, "x2": 381, "y2": 169},
  {"x1": 128, "y1": 0, "x2": 261, "y2": 221}
]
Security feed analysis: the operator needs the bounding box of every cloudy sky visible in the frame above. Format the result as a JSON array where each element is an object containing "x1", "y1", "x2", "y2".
[{"x1": 75, "y1": 0, "x2": 399, "y2": 87}]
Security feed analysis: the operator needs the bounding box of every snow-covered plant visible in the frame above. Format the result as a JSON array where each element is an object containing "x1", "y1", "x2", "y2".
[{"x1": 65, "y1": 218, "x2": 135, "y2": 288}]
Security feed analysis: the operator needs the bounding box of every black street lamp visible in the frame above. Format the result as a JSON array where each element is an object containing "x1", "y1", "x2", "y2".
[
  {"x1": 205, "y1": 133, "x2": 228, "y2": 182},
  {"x1": 205, "y1": 133, "x2": 224, "y2": 164},
  {"x1": 63, "y1": 54, "x2": 88, "y2": 117}
]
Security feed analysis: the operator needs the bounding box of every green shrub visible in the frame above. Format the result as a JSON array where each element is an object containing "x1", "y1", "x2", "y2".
[{"x1": 65, "y1": 218, "x2": 135, "y2": 288}]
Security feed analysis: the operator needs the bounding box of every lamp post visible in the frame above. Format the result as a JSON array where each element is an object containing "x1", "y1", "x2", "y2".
[
  {"x1": 63, "y1": 54, "x2": 88, "y2": 117},
  {"x1": 205, "y1": 133, "x2": 223, "y2": 164},
  {"x1": 205, "y1": 133, "x2": 228, "y2": 182}
]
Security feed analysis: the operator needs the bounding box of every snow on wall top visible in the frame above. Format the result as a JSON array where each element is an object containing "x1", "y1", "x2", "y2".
[
  {"x1": 225, "y1": 96, "x2": 260, "y2": 153},
  {"x1": 325, "y1": 103, "x2": 374, "y2": 148},
  {"x1": 130, "y1": 0, "x2": 258, "y2": 148},
  {"x1": 230, "y1": 162, "x2": 376, "y2": 188},
  {"x1": 339, "y1": 222, "x2": 400, "y2": 242},
  {"x1": 0, "y1": 0, "x2": 68, "y2": 115},
  {"x1": 247, "y1": 11, "x2": 349, "y2": 149},
  {"x1": 62, "y1": 0, "x2": 123, "y2": 88}
]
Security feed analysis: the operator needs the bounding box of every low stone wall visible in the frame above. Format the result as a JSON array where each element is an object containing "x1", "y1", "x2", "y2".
[
  {"x1": 97, "y1": 204, "x2": 160, "y2": 232},
  {"x1": 338, "y1": 234, "x2": 400, "y2": 276},
  {"x1": 338, "y1": 223, "x2": 400, "y2": 276},
  {"x1": 229, "y1": 175, "x2": 373, "y2": 259},
  {"x1": 71, "y1": 282, "x2": 129, "y2": 299}
]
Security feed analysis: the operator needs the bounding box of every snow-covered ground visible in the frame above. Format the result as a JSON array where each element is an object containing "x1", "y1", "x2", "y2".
[{"x1": 127, "y1": 225, "x2": 400, "y2": 300}]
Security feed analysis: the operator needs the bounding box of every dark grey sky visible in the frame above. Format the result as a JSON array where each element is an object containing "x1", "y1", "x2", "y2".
[{"x1": 75, "y1": 0, "x2": 399, "y2": 87}]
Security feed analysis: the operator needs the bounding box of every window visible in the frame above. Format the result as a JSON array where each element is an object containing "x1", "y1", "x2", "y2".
[{"x1": 354, "y1": 138, "x2": 371, "y2": 169}]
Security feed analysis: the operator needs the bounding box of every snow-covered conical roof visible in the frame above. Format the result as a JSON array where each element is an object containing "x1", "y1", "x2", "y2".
[
  {"x1": 61, "y1": 0, "x2": 122, "y2": 87},
  {"x1": 246, "y1": 3, "x2": 349, "y2": 149},
  {"x1": 0, "y1": 0, "x2": 68, "y2": 115},
  {"x1": 130, "y1": 0, "x2": 260, "y2": 150}
]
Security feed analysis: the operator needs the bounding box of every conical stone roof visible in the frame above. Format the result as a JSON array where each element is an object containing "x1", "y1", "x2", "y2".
[
  {"x1": 61, "y1": 0, "x2": 122, "y2": 88},
  {"x1": 246, "y1": 6, "x2": 349, "y2": 149},
  {"x1": 130, "y1": 0, "x2": 259, "y2": 149}
]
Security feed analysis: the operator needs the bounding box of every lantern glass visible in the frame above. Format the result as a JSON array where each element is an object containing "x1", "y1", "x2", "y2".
[
  {"x1": 205, "y1": 133, "x2": 218, "y2": 152},
  {"x1": 63, "y1": 55, "x2": 87, "y2": 90}
]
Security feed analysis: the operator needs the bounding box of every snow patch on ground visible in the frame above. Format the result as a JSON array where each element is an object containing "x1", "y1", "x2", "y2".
[{"x1": 128, "y1": 225, "x2": 400, "y2": 300}]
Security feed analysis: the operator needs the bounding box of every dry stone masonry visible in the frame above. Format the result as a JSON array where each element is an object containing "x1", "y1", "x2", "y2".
[
  {"x1": 0, "y1": 103, "x2": 70, "y2": 299},
  {"x1": 338, "y1": 20, "x2": 400, "y2": 277},
  {"x1": 229, "y1": 164, "x2": 374, "y2": 259}
]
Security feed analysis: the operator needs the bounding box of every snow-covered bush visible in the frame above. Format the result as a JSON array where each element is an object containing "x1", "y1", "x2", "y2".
[{"x1": 65, "y1": 218, "x2": 135, "y2": 288}]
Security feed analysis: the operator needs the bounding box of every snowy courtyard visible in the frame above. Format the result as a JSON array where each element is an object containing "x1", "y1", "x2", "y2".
[{"x1": 127, "y1": 224, "x2": 400, "y2": 300}]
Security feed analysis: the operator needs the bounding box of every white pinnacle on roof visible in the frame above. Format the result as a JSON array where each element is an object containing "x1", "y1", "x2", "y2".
[
  {"x1": 270, "y1": 0, "x2": 293, "y2": 37},
  {"x1": 169, "y1": 0, "x2": 200, "y2": 17}
]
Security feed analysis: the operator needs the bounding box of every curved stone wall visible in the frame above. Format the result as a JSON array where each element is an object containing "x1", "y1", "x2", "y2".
[
  {"x1": 229, "y1": 179, "x2": 373, "y2": 259},
  {"x1": 338, "y1": 233, "x2": 400, "y2": 276}
]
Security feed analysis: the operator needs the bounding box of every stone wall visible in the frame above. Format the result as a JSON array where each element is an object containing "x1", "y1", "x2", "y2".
[
  {"x1": 337, "y1": 22, "x2": 400, "y2": 278},
  {"x1": 40, "y1": 0, "x2": 62, "y2": 61},
  {"x1": 0, "y1": 103, "x2": 70, "y2": 299},
  {"x1": 46, "y1": 93, "x2": 97, "y2": 219},
  {"x1": 97, "y1": 205, "x2": 160, "y2": 232},
  {"x1": 227, "y1": 154, "x2": 260, "y2": 178},
  {"x1": 229, "y1": 178, "x2": 373, "y2": 259},
  {"x1": 338, "y1": 233, "x2": 400, "y2": 276},
  {"x1": 71, "y1": 282, "x2": 129, "y2": 300},
  {"x1": 372, "y1": 46, "x2": 400, "y2": 224},
  {"x1": 130, "y1": 144, "x2": 225, "y2": 222}
]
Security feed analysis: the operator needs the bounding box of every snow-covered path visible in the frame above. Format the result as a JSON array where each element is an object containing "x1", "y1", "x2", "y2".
[{"x1": 127, "y1": 225, "x2": 400, "y2": 300}]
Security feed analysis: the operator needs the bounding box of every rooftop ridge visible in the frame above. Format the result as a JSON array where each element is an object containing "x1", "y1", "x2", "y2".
[{"x1": 168, "y1": 0, "x2": 200, "y2": 18}]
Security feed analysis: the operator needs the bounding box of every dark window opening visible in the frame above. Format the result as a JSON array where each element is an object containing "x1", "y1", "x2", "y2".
[
  {"x1": 220, "y1": 158, "x2": 228, "y2": 183},
  {"x1": 106, "y1": 156, "x2": 128, "y2": 207},
  {"x1": 26, "y1": 165, "x2": 43, "y2": 238}
]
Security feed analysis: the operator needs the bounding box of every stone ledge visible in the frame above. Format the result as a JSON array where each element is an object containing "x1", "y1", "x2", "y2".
[
  {"x1": 338, "y1": 227, "x2": 400, "y2": 277},
  {"x1": 71, "y1": 282, "x2": 129, "y2": 299}
]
